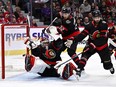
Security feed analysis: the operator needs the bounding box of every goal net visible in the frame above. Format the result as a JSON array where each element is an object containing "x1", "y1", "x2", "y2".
[{"x1": 0, "y1": 24, "x2": 29, "y2": 79}]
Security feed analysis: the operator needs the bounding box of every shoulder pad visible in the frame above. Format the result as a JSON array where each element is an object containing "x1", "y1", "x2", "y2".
[{"x1": 102, "y1": 21, "x2": 106, "y2": 24}]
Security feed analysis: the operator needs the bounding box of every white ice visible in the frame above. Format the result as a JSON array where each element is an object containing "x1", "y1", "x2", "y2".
[{"x1": 0, "y1": 53, "x2": 116, "y2": 87}]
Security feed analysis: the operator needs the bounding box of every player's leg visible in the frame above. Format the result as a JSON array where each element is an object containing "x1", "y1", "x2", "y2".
[
  {"x1": 77, "y1": 47, "x2": 95, "y2": 76},
  {"x1": 67, "y1": 42, "x2": 80, "y2": 65},
  {"x1": 98, "y1": 47, "x2": 115, "y2": 74},
  {"x1": 109, "y1": 44, "x2": 115, "y2": 56},
  {"x1": 25, "y1": 55, "x2": 52, "y2": 74},
  {"x1": 114, "y1": 49, "x2": 116, "y2": 59}
]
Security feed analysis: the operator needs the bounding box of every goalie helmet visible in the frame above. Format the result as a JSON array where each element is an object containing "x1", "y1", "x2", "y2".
[{"x1": 40, "y1": 37, "x2": 49, "y2": 47}]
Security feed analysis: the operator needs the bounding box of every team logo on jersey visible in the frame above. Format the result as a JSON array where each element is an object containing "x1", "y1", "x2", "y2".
[
  {"x1": 44, "y1": 49, "x2": 56, "y2": 59},
  {"x1": 66, "y1": 20, "x2": 71, "y2": 24}
]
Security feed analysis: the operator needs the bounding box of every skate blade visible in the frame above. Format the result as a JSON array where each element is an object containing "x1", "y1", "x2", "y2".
[{"x1": 73, "y1": 70, "x2": 79, "y2": 81}]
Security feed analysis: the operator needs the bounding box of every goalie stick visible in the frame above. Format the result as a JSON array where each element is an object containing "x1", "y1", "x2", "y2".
[{"x1": 26, "y1": 15, "x2": 37, "y2": 54}]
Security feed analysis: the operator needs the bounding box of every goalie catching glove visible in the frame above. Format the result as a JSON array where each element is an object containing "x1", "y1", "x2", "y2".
[
  {"x1": 24, "y1": 37, "x2": 39, "y2": 49},
  {"x1": 45, "y1": 26, "x2": 62, "y2": 40}
]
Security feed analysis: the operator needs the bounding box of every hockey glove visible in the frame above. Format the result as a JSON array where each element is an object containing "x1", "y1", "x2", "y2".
[
  {"x1": 24, "y1": 37, "x2": 38, "y2": 49},
  {"x1": 65, "y1": 39, "x2": 74, "y2": 48}
]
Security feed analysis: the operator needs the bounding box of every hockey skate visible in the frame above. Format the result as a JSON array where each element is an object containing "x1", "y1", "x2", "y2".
[
  {"x1": 62, "y1": 62, "x2": 76, "y2": 80},
  {"x1": 25, "y1": 55, "x2": 35, "y2": 72},
  {"x1": 75, "y1": 68, "x2": 82, "y2": 77},
  {"x1": 110, "y1": 67, "x2": 115, "y2": 74}
]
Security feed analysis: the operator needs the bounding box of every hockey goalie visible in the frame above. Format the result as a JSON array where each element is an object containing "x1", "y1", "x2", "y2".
[{"x1": 24, "y1": 26, "x2": 77, "y2": 80}]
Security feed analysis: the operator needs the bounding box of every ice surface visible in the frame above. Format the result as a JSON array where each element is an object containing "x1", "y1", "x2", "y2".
[{"x1": 0, "y1": 53, "x2": 116, "y2": 87}]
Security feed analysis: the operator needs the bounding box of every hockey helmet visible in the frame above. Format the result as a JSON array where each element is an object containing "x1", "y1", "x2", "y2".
[
  {"x1": 40, "y1": 37, "x2": 49, "y2": 47},
  {"x1": 61, "y1": 6, "x2": 71, "y2": 14},
  {"x1": 92, "y1": 11, "x2": 101, "y2": 17}
]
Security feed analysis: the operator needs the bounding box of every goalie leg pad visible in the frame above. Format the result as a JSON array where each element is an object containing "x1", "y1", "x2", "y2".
[
  {"x1": 30, "y1": 58, "x2": 50, "y2": 74},
  {"x1": 58, "y1": 62, "x2": 76, "y2": 80},
  {"x1": 25, "y1": 55, "x2": 35, "y2": 72}
]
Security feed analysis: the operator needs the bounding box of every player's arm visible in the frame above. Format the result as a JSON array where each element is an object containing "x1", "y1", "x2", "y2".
[
  {"x1": 74, "y1": 29, "x2": 89, "y2": 42},
  {"x1": 65, "y1": 28, "x2": 89, "y2": 48},
  {"x1": 93, "y1": 22, "x2": 108, "y2": 46},
  {"x1": 51, "y1": 38, "x2": 63, "y2": 50},
  {"x1": 53, "y1": 12, "x2": 62, "y2": 26}
]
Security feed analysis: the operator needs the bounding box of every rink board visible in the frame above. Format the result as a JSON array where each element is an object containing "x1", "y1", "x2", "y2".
[{"x1": 0, "y1": 25, "x2": 86, "y2": 56}]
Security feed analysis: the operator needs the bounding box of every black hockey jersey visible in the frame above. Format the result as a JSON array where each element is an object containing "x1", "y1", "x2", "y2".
[
  {"x1": 53, "y1": 13, "x2": 80, "y2": 40},
  {"x1": 74, "y1": 20, "x2": 108, "y2": 50},
  {"x1": 31, "y1": 38, "x2": 63, "y2": 66}
]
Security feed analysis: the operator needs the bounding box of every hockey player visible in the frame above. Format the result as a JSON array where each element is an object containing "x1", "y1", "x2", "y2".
[
  {"x1": 108, "y1": 25, "x2": 116, "y2": 59},
  {"x1": 53, "y1": 6, "x2": 80, "y2": 66},
  {"x1": 65, "y1": 10, "x2": 115, "y2": 76},
  {"x1": 24, "y1": 26, "x2": 77, "y2": 80}
]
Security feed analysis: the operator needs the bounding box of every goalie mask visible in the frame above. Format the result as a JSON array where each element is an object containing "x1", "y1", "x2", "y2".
[{"x1": 40, "y1": 37, "x2": 49, "y2": 48}]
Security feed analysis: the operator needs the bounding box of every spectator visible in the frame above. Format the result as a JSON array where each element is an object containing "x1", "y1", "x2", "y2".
[
  {"x1": 41, "y1": 3, "x2": 51, "y2": 24},
  {"x1": 104, "y1": 6, "x2": 112, "y2": 19},
  {"x1": 0, "y1": 1, "x2": 6, "y2": 12},
  {"x1": 99, "y1": 1, "x2": 107, "y2": 15},
  {"x1": 75, "y1": 8, "x2": 83, "y2": 19},
  {"x1": 17, "y1": 12, "x2": 27, "y2": 24},
  {"x1": 32, "y1": 19, "x2": 38, "y2": 27},
  {"x1": 12, "y1": 17, "x2": 18, "y2": 24},
  {"x1": 91, "y1": 3, "x2": 95, "y2": 12},
  {"x1": 105, "y1": 0, "x2": 116, "y2": 7},
  {"x1": 111, "y1": 12, "x2": 116, "y2": 24},
  {"x1": 88, "y1": 12, "x2": 93, "y2": 21},
  {"x1": 79, "y1": 0, "x2": 91, "y2": 17},
  {"x1": 14, "y1": 6, "x2": 21, "y2": 20},
  {"x1": 0, "y1": 11, "x2": 5, "y2": 23},
  {"x1": 82, "y1": 16, "x2": 90, "y2": 26},
  {"x1": 94, "y1": 5, "x2": 101, "y2": 13},
  {"x1": 77, "y1": 18, "x2": 83, "y2": 27},
  {"x1": 107, "y1": 16, "x2": 115, "y2": 28},
  {"x1": 4, "y1": 14, "x2": 10, "y2": 24},
  {"x1": 13, "y1": 0, "x2": 24, "y2": 10}
]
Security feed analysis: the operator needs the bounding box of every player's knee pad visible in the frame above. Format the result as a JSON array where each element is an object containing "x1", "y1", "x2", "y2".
[
  {"x1": 30, "y1": 58, "x2": 50, "y2": 74},
  {"x1": 57, "y1": 62, "x2": 76, "y2": 80},
  {"x1": 103, "y1": 61, "x2": 113, "y2": 70}
]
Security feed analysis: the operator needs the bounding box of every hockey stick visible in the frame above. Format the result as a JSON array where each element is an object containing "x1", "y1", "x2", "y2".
[
  {"x1": 54, "y1": 48, "x2": 89, "y2": 69},
  {"x1": 41, "y1": 17, "x2": 58, "y2": 38}
]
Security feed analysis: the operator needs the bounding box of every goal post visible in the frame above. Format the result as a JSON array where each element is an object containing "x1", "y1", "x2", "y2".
[{"x1": 0, "y1": 24, "x2": 29, "y2": 79}]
